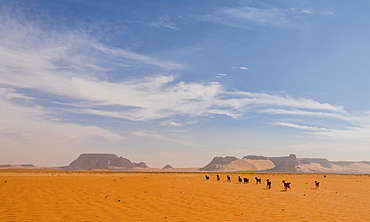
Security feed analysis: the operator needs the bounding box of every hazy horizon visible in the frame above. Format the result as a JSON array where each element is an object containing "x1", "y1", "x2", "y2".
[{"x1": 1, "y1": 0, "x2": 370, "y2": 168}]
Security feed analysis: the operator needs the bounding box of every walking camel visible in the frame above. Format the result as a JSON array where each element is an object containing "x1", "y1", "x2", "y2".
[
  {"x1": 238, "y1": 176, "x2": 243, "y2": 184},
  {"x1": 255, "y1": 177, "x2": 261, "y2": 184},
  {"x1": 227, "y1": 175, "x2": 231, "y2": 182},
  {"x1": 315, "y1": 181, "x2": 320, "y2": 189},
  {"x1": 282, "y1": 180, "x2": 291, "y2": 191},
  {"x1": 266, "y1": 179, "x2": 272, "y2": 189}
]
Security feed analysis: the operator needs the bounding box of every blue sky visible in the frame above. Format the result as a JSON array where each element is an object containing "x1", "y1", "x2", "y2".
[{"x1": 1, "y1": 0, "x2": 370, "y2": 167}]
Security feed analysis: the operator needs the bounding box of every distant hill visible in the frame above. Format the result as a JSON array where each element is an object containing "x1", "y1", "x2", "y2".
[
  {"x1": 199, "y1": 154, "x2": 370, "y2": 173},
  {"x1": 0, "y1": 164, "x2": 36, "y2": 168},
  {"x1": 162, "y1": 164, "x2": 174, "y2": 169},
  {"x1": 62, "y1": 153, "x2": 148, "y2": 171}
]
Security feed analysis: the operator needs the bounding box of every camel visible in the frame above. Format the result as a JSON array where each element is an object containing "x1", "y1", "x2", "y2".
[
  {"x1": 315, "y1": 181, "x2": 320, "y2": 189},
  {"x1": 255, "y1": 177, "x2": 261, "y2": 184},
  {"x1": 282, "y1": 180, "x2": 291, "y2": 191},
  {"x1": 266, "y1": 179, "x2": 272, "y2": 189},
  {"x1": 238, "y1": 176, "x2": 242, "y2": 183},
  {"x1": 227, "y1": 175, "x2": 231, "y2": 182}
]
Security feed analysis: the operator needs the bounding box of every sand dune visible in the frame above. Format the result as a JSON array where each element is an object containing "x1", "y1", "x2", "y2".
[
  {"x1": 219, "y1": 159, "x2": 276, "y2": 171},
  {"x1": 1, "y1": 170, "x2": 369, "y2": 221}
]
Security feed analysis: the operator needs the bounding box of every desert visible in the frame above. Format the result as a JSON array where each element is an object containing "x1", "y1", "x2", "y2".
[{"x1": 1, "y1": 170, "x2": 369, "y2": 221}]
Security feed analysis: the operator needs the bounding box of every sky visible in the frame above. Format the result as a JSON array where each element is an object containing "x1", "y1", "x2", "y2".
[{"x1": 1, "y1": 0, "x2": 370, "y2": 168}]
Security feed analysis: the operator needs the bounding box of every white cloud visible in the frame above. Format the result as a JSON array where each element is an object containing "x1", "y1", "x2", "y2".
[
  {"x1": 273, "y1": 122, "x2": 331, "y2": 131},
  {"x1": 301, "y1": 9, "x2": 313, "y2": 14},
  {"x1": 160, "y1": 120, "x2": 183, "y2": 127},
  {"x1": 260, "y1": 108, "x2": 349, "y2": 121},
  {"x1": 0, "y1": 89, "x2": 123, "y2": 142},
  {"x1": 216, "y1": 73, "x2": 227, "y2": 79},
  {"x1": 224, "y1": 91, "x2": 344, "y2": 112},
  {"x1": 203, "y1": 5, "x2": 334, "y2": 29},
  {"x1": 240, "y1": 67, "x2": 249, "y2": 70},
  {"x1": 222, "y1": 6, "x2": 287, "y2": 26},
  {"x1": 202, "y1": 6, "x2": 289, "y2": 28},
  {"x1": 92, "y1": 44, "x2": 183, "y2": 70}
]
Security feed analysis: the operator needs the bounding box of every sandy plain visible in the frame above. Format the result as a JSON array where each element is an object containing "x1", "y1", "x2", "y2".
[{"x1": 0, "y1": 170, "x2": 369, "y2": 222}]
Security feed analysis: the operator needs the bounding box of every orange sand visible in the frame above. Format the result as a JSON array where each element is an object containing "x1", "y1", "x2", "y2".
[{"x1": 1, "y1": 170, "x2": 369, "y2": 221}]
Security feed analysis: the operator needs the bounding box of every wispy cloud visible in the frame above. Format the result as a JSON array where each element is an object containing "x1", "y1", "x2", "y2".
[
  {"x1": 0, "y1": 88, "x2": 123, "y2": 145},
  {"x1": 260, "y1": 108, "x2": 349, "y2": 121},
  {"x1": 202, "y1": 6, "x2": 288, "y2": 28},
  {"x1": 160, "y1": 120, "x2": 183, "y2": 127},
  {"x1": 202, "y1": 5, "x2": 334, "y2": 29},
  {"x1": 216, "y1": 73, "x2": 227, "y2": 79},
  {"x1": 273, "y1": 122, "x2": 331, "y2": 132},
  {"x1": 224, "y1": 7, "x2": 287, "y2": 25},
  {"x1": 149, "y1": 15, "x2": 177, "y2": 30},
  {"x1": 223, "y1": 91, "x2": 344, "y2": 112}
]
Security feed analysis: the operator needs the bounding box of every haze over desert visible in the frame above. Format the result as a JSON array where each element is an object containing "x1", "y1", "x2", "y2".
[{"x1": 1, "y1": 170, "x2": 369, "y2": 221}]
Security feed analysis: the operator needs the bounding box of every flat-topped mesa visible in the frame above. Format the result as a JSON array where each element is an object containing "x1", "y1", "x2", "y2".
[
  {"x1": 20, "y1": 164, "x2": 35, "y2": 167},
  {"x1": 63, "y1": 153, "x2": 148, "y2": 171}
]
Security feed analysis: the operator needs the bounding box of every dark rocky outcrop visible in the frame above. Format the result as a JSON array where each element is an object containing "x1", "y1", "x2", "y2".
[
  {"x1": 62, "y1": 153, "x2": 148, "y2": 171},
  {"x1": 267, "y1": 154, "x2": 299, "y2": 172},
  {"x1": 20, "y1": 164, "x2": 35, "y2": 167},
  {"x1": 134, "y1": 162, "x2": 149, "y2": 168}
]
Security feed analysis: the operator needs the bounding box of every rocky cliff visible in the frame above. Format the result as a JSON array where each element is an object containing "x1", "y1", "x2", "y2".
[{"x1": 62, "y1": 153, "x2": 148, "y2": 170}]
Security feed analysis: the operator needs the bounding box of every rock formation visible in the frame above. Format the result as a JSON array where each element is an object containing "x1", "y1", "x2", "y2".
[
  {"x1": 162, "y1": 164, "x2": 174, "y2": 169},
  {"x1": 199, "y1": 154, "x2": 370, "y2": 173},
  {"x1": 267, "y1": 154, "x2": 299, "y2": 172},
  {"x1": 62, "y1": 153, "x2": 148, "y2": 171}
]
